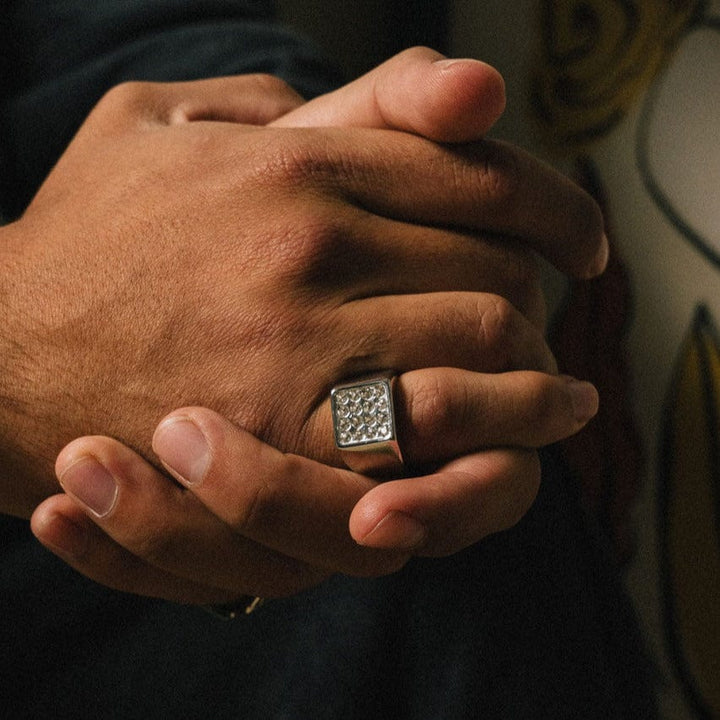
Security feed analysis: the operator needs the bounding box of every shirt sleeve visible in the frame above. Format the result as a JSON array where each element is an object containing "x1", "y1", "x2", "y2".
[{"x1": 1, "y1": 0, "x2": 342, "y2": 219}]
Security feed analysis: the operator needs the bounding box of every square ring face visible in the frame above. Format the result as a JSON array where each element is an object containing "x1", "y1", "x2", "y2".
[{"x1": 331, "y1": 378, "x2": 396, "y2": 449}]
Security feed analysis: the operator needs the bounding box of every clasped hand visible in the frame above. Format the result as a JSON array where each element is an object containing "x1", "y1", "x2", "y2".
[{"x1": 0, "y1": 49, "x2": 607, "y2": 604}]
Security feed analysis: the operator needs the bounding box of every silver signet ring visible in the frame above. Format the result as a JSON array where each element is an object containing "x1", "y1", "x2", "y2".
[{"x1": 331, "y1": 375, "x2": 404, "y2": 476}]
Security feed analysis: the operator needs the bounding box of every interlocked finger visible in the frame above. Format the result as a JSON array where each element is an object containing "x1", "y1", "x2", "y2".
[
  {"x1": 49, "y1": 436, "x2": 335, "y2": 597},
  {"x1": 31, "y1": 493, "x2": 244, "y2": 605},
  {"x1": 349, "y1": 448, "x2": 543, "y2": 555},
  {"x1": 309, "y1": 209, "x2": 546, "y2": 329},
  {"x1": 314, "y1": 368, "x2": 598, "y2": 471},
  {"x1": 151, "y1": 413, "x2": 409, "y2": 577},
  {"x1": 331, "y1": 291, "x2": 557, "y2": 382},
  {"x1": 150, "y1": 365, "x2": 597, "y2": 566}
]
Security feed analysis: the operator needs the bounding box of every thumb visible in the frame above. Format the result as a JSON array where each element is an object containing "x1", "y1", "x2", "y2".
[{"x1": 272, "y1": 46, "x2": 506, "y2": 142}]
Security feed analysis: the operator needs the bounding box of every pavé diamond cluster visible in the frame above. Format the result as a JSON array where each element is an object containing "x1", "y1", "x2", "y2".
[{"x1": 331, "y1": 379, "x2": 394, "y2": 448}]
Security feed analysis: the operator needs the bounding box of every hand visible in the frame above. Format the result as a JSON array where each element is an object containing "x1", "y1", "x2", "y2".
[
  {"x1": 0, "y1": 49, "x2": 604, "y2": 518},
  {"x1": 35, "y1": 371, "x2": 597, "y2": 603},
  {"x1": 24, "y1": 49, "x2": 604, "y2": 604}
]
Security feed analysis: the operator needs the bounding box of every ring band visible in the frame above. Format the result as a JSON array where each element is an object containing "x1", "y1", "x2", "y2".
[{"x1": 331, "y1": 375, "x2": 404, "y2": 476}]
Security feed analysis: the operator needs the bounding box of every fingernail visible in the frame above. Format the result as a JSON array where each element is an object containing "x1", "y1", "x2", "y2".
[
  {"x1": 564, "y1": 376, "x2": 599, "y2": 424},
  {"x1": 152, "y1": 417, "x2": 210, "y2": 486},
  {"x1": 59, "y1": 456, "x2": 118, "y2": 518},
  {"x1": 358, "y1": 511, "x2": 427, "y2": 551},
  {"x1": 433, "y1": 57, "x2": 483, "y2": 70},
  {"x1": 588, "y1": 232, "x2": 610, "y2": 276}
]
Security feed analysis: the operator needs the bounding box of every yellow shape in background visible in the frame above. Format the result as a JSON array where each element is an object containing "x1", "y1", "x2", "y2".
[
  {"x1": 533, "y1": 0, "x2": 699, "y2": 146},
  {"x1": 661, "y1": 305, "x2": 720, "y2": 716}
]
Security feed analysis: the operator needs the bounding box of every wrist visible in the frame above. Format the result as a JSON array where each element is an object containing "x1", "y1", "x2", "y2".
[{"x1": 0, "y1": 221, "x2": 59, "y2": 517}]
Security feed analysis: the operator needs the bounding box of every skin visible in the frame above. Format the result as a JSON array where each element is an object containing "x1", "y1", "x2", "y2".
[{"x1": 0, "y1": 48, "x2": 606, "y2": 604}]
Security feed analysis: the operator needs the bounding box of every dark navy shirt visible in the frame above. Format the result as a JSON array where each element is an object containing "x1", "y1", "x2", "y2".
[{"x1": 0, "y1": 2, "x2": 656, "y2": 717}]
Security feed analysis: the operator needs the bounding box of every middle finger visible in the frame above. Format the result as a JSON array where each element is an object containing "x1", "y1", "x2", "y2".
[
  {"x1": 329, "y1": 290, "x2": 557, "y2": 381},
  {"x1": 303, "y1": 209, "x2": 546, "y2": 328}
]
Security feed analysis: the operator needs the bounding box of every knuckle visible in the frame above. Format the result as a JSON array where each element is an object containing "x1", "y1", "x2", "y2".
[
  {"x1": 475, "y1": 296, "x2": 553, "y2": 373},
  {"x1": 478, "y1": 295, "x2": 516, "y2": 352},
  {"x1": 248, "y1": 72, "x2": 298, "y2": 99},
  {"x1": 229, "y1": 476, "x2": 282, "y2": 534},
  {"x1": 96, "y1": 80, "x2": 155, "y2": 114},
  {"x1": 499, "y1": 249, "x2": 546, "y2": 326},
  {"x1": 461, "y1": 141, "x2": 521, "y2": 209},
  {"x1": 529, "y1": 391, "x2": 559, "y2": 430},
  {"x1": 132, "y1": 521, "x2": 182, "y2": 567},
  {"x1": 408, "y1": 376, "x2": 453, "y2": 437},
  {"x1": 408, "y1": 374, "x2": 466, "y2": 440},
  {"x1": 518, "y1": 375, "x2": 559, "y2": 426},
  {"x1": 485, "y1": 151, "x2": 520, "y2": 204},
  {"x1": 254, "y1": 133, "x2": 335, "y2": 188},
  {"x1": 291, "y1": 207, "x2": 345, "y2": 262},
  {"x1": 267, "y1": 204, "x2": 353, "y2": 284},
  {"x1": 334, "y1": 329, "x2": 390, "y2": 380},
  {"x1": 88, "y1": 81, "x2": 165, "y2": 132}
]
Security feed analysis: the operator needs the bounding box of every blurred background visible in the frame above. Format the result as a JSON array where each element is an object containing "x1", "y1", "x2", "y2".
[
  {"x1": 276, "y1": 0, "x2": 451, "y2": 80},
  {"x1": 276, "y1": 1, "x2": 720, "y2": 718}
]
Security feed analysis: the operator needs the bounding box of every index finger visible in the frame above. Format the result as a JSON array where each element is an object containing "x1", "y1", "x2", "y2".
[
  {"x1": 266, "y1": 127, "x2": 607, "y2": 278},
  {"x1": 361, "y1": 135, "x2": 609, "y2": 279}
]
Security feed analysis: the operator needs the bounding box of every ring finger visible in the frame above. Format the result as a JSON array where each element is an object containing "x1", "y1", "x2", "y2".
[{"x1": 305, "y1": 368, "x2": 598, "y2": 470}]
